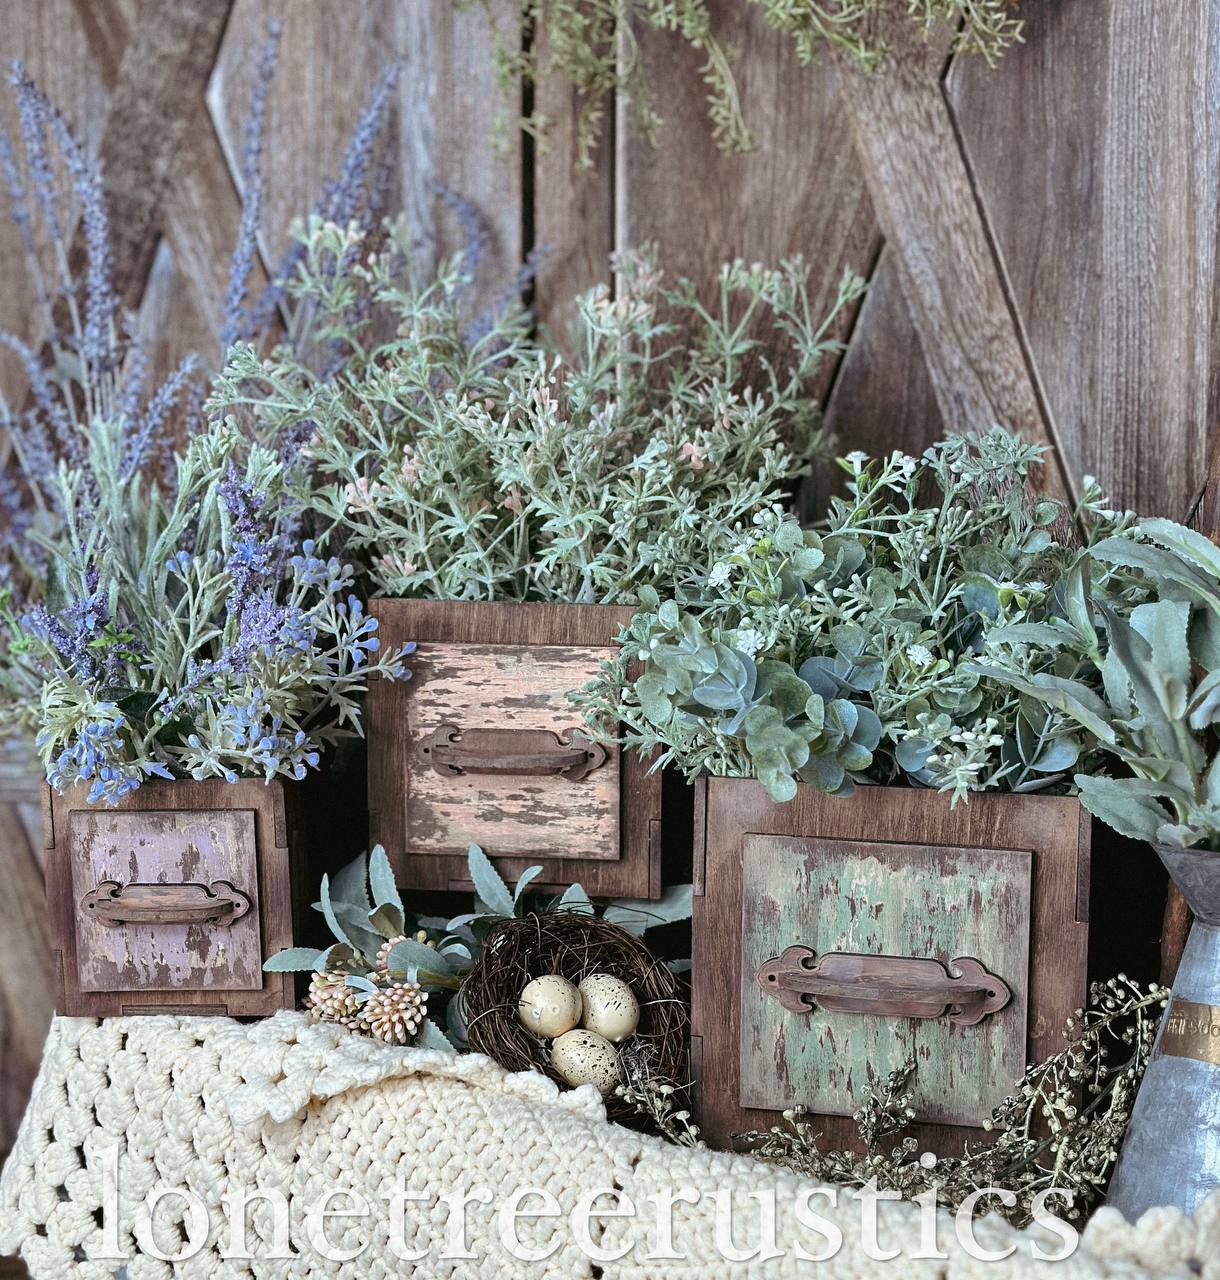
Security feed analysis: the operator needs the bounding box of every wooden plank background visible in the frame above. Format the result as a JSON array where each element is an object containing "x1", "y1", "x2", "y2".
[{"x1": 0, "y1": 2, "x2": 1216, "y2": 1256}]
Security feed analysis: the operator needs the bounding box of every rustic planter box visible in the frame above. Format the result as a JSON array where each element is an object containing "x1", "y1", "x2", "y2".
[
  {"x1": 691, "y1": 778, "x2": 1090, "y2": 1155},
  {"x1": 44, "y1": 778, "x2": 302, "y2": 1017},
  {"x1": 369, "y1": 600, "x2": 664, "y2": 898}
]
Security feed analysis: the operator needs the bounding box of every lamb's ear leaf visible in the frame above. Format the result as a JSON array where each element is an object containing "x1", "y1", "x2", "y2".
[
  {"x1": 446, "y1": 997, "x2": 469, "y2": 1049},
  {"x1": 387, "y1": 940, "x2": 455, "y2": 982},
  {"x1": 329, "y1": 902, "x2": 385, "y2": 959},
  {"x1": 603, "y1": 884, "x2": 693, "y2": 936},
  {"x1": 415, "y1": 1017, "x2": 457, "y2": 1054},
  {"x1": 1074, "y1": 774, "x2": 1173, "y2": 843},
  {"x1": 368, "y1": 844, "x2": 402, "y2": 912},
  {"x1": 318, "y1": 875, "x2": 353, "y2": 948},
  {"x1": 467, "y1": 844, "x2": 514, "y2": 918},
  {"x1": 263, "y1": 947, "x2": 324, "y2": 973},
  {"x1": 314, "y1": 943, "x2": 357, "y2": 972},
  {"x1": 557, "y1": 883, "x2": 595, "y2": 915},
  {"x1": 368, "y1": 902, "x2": 406, "y2": 940},
  {"x1": 330, "y1": 853, "x2": 370, "y2": 913},
  {"x1": 513, "y1": 865, "x2": 545, "y2": 904}
]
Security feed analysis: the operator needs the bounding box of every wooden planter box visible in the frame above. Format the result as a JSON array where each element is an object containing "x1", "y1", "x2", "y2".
[
  {"x1": 44, "y1": 778, "x2": 303, "y2": 1017},
  {"x1": 691, "y1": 778, "x2": 1091, "y2": 1155},
  {"x1": 369, "y1": 600, "x2": 664, "y2": 898}
]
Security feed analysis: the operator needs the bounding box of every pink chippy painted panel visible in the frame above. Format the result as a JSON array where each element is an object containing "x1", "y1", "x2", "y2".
[
  {"x1": 405, "y1": 642, "x2": 621, "y2": 860},
  {"x1": 69, "y1": 808, "x2": 263, "y2": 992}
]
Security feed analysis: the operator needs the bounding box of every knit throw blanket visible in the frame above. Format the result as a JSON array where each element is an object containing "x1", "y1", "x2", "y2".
[{"x1": 0, "y1": 1014, "x2": 1214, "y2": 1278}]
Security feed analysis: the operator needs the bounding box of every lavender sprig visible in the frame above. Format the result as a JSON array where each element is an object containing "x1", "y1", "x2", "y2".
[{"x1": 221, "y1": 20, "x2": 282, "y2": 352}]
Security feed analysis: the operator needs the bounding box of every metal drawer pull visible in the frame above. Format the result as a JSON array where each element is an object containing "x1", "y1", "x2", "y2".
[
  {"x1": 419, "y1": 723, "x2": 607, "y2": 782},
  {"x1": 755, "y1": 945, "x2": 1011, "y2": 1026},
  {"x1": 81, "y1": 879, "x2": 252, "y2": 927}
]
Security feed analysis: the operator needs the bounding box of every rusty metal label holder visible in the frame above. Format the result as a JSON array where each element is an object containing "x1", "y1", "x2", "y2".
[
  {"x1": 418, "y1": 722, "x2": 608, "y2": 782},
  {"x1": 755, "y1": 944, "x2": 1011, "y2": 1026},
  {"x1": 81, "y1": 879, "x2": 252, "y2": 927}
]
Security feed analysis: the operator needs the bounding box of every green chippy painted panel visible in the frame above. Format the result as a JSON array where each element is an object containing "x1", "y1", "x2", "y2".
[{"x1": 740, "y1": 835, "x2": 1031, "y2": 1127}]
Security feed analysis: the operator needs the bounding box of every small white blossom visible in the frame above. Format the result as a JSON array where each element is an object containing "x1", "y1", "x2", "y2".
[{"x1": 735, "y1": 628, "x2": 763, "y2": 658}]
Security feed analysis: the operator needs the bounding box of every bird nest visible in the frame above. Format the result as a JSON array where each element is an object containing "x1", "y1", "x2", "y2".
[{"x1": 461, "y1": 911, "x2": 688, "y2": 1116}]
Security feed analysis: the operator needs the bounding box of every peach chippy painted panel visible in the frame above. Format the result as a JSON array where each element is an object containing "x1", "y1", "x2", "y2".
[
  {"x1": 68, "y1": 808, "x2": 263, "y2": 992},
  {"x1": 405, "y1": 642, "x2": 621, "y2": 860}
]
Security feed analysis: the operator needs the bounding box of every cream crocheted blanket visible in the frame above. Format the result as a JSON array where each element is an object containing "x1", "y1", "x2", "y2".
[{"x1": 0, "y1": 1014, "x2": 1214, "y2": 1278}]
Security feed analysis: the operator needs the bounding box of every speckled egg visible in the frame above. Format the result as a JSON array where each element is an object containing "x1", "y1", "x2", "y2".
[
  {"x1": 517, "y1": 974, "x2": 582, "y2": 1037},
  {"x1": 578, "y1": 973, "x2": 640, "y2": 1044},
  {"x1": 550, "y1": 1029, "x2": 622, "y2": 1093}
]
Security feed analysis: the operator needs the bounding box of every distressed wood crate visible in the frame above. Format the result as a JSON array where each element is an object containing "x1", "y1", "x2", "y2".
[
  {"x1": 691, "y1": 778, "x2": 1090, "y2": 1154},
  {"x1": 44, "y1": 778, "x2": 302, "y2": 1017},
  {"x1": 369, "y1": 600, "x2": 664, "y2": 898}
]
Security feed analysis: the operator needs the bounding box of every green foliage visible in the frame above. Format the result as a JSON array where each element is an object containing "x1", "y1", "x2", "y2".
[
  {"x1": 976, "y1": 518, "x2": 1220, "y2": 850},
  {"x1": 218, "y1": 218, "x2": 862, "y2": 604},
  {"x1": 461, "y1": 0, "x2": 1024, "y2": 167},
  {"x1": 579, "y1": 431, "x2": 1136, "y2": 803}
]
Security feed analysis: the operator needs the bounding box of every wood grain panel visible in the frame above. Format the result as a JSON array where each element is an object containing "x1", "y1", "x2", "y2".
[
  {"x1": 818, "y1": 245, "x2": 945, "y2": 508},
  {"x1": 0, "y1": 802, "x2": 52, "y2": 1163},
  {"x1": 532, "y1": 36, "x2": 614, "y2": 346},
  {"x1": 833, "y1": 12, "x2": 1069, "y2": 504},
  {"x1": 950, "y1": 0, "x2": 1220, "y2": 517},
  {"x1": 619, "y1": 0, "x2": 877, "y2": 397},
  {"x1": 69, "y1": 807, "x2": 263, "y2": 992}
]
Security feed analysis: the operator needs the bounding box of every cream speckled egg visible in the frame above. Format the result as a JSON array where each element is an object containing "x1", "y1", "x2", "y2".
[
  {"x1": 517, "y1": 974, "x2": 581, "y2": 1037},
  {"x1": 578, "y1": 973, "x2": 640, "y2": 1044},
  {"x1": 550, "y1": 1029, "x2": 621, "y2": 1093}
]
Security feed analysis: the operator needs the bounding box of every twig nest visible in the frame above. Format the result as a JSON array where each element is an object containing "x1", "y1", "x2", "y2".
[
  {"x1": 462, "y1": 911, "x2": 687, "y2": 1119},
  {"x1": 578, "y1": 973, "x2": 639, "y2": 1043},
  {"x1": 517, "y1": 974, "x2": 582, "y2": 1037},
  {"x1": 551, "y1": 1029, "x2": 622, "y2": 1093}
]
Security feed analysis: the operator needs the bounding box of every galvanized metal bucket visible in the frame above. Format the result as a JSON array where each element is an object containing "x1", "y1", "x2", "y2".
[{"x1": 1106, "y1": 845, "x2": 1220, "y2": 1219}]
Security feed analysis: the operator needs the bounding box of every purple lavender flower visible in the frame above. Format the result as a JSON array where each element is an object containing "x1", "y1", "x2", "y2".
[
  {"x1": 0, "y1": 330, "x2": 79, "y2": 467},
  {"x1": 45, "y1": 105, "x2": 117, "y2": 371},
  {"x1": 219, "y1": 464, "x2": 275, "y2": 615},
  {"x1": 8, "y1": 61, "x2": 62, "y2": 250},
  {"x1": 465, "y1": 242, "x2": 550, "y2": 347},
  {"x1": 248, "y1": 60, "x2": 400, "y2": 343},
  {"x1": 0, "y1": 123, "x2": 38, "y2": 288},
  {"x1": 324, "y1": 61, "x2": 401, "y2": 230},
  {"x1": 435, "y1": 184, "x2": 489, "y2": 291},
  {"x1": 122, "y1": 353, "x2": 198, "y2": 480},
  {"x1": 221, "y1": 21, "x2": 282, "y2": 351}
]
